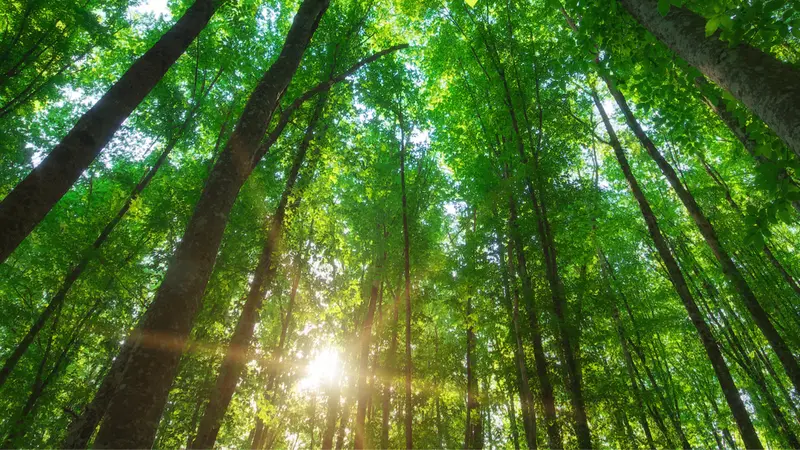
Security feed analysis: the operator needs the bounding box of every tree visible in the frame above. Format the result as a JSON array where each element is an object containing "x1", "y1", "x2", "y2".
[
  {"x1": 618, "y1": 0, "x2": 800, "y2": 159},
  {"x1": 92, "y1": 1, "x2": 330, "y2": 446},
  {"x1": 0, "y1": 0, "x2": 222, "y2": 263}
]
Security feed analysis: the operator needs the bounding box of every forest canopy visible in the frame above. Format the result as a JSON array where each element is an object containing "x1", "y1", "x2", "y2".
[{"x1": 0, "y1": 0, "x2": 799, "y2": 448}]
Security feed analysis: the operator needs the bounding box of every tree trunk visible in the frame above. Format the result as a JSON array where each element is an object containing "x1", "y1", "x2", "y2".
[
  {"x1": 91, "y1": 2, "x2": 329, "y2": 447},
  {"x1": 507, "y1": 388, "x2": 521, "y2": 450},
  {"x1": 60, "y1": 337, "x2": 133, "y2": 448},
  {"x1": 506, "y1": 187, "x2": 562, "y2": 450},
  {"x1": 399, "y1": 113, "x2": 414, "y2": 450},
  {"x1": 695, "y1": 77, "x2": 800, "y2": 215},
  {"x1": 321, "y1": 374, "x2": 341, "y2": 450},
  {"x1": 0, "y1": 0, "x2": 221, "y2": 263},
  {"x1": 251, "y1": 273, "x2": 299, "y2": 450},
  {"x1": 599, "y1": 251, "x2": 655, "y2": 449},
  {"x1": 354, "y1": 253, "x2": 384, "y2": 450},
  {"x1": 465, "y1": 297, "x2": 480, "y2": 450},
  {"x1": 335, "y1": 396, "x2": 352, "y2": 450},
  {"x1": 492, "y1": 47, "x2": 590, "y2": 445},
  {"x1": 498, "y1": 235, "x2": 537, "y2": 450},
  {"x1": 381, "y1": 290, "x2": 401, "y2": 449},
  {"x1": 189, "y1": 87, "x2": 325, "y2": 450},
  {"x1": 592, "y1": 90, "x2": 763, "y2": 449},
  {"x1": 617, "y1": 0, "x2": 800, "y2": 159},
  {"x1": 6, "y1": 290, "x2": 101, "y2": 447},
  {"x1": 0, "y1": 74, "x2": 219, "y2": 389},
  {"x1": 605, "y1": 77, "x2": 800, "y2": 397},
  {"x1": 610, "y1": 297, "x2": 656, "y2": 449}
]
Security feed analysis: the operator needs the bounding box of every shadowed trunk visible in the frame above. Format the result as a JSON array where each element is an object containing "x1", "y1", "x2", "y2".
[
  {"x1": 399, "y1": 112, "x2": 414, "y2": 450},
  {"x1": 190, "y1": 93, "x2": 325, "y2": 449},
  {"x1": 91, "y1": 1, "x2": 330, "y2": 446},
  {"x1": 465, "y1": 297, "x2": 479, "y2": 450},
  {"x1": 599, "y1": 251, "x2": 655, "y2": 449},
  {"x1": 694, "y1": 77, "x2": 800, "y2": 215},
  {"x1": 321, "y1": 373, "x2": 341, "y2": 450},
  {"x1": 0, "y1": 73, "x2": 220, "y2": 390},
  {"x1": 381, "y1": 290, "x2": 401, "y2": 449},
  {"x1": 617, "y1": 0, "x2": 800, "y2": 160},
  {"x1": 354, "y1": 252, "x2": 385, "y2": 450},
  {"x1": 506, "y1": 183, "x2": 561, "y2": 450},
  {"x1": 695, "y1": 152, "x2": 800, "y2": 296},
  {"x1": 498, "y1": 235, "x2": 537, "y2": 450},
  {"x1": 0, "y1": 0, "x2": 221, "y2": 263}
]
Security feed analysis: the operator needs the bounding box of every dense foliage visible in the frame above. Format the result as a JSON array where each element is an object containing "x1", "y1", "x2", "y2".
[{"x1": 0, "y1": 0, "x2": 799, "y2": 448}]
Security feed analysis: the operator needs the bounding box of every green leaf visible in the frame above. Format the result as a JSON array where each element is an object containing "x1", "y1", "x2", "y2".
[
  {"x1": 658, "y1": 0, "x2": 671, "y2": 16},
  {"x1": 705, "y1": 17, "x2": 720, "y2": 37},
  {"x1": 465, "y1": 0, "x2": 478, "y2": 7}
]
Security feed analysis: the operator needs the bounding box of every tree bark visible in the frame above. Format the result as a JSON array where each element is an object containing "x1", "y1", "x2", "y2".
[
  {"x1": 0, "y1": 0, "x2": 221, "y2": 263},
  {"x1": 611, "y1": 297, "x2": 656, "y2": 449},
  {"x1": 592, "y1": 90, "x2": 763, "y2": 449},
  {"x1": 695, "y1": 153, "x2": 800, "y2": 296},
  {"x1": 0, "y1": 74, "x2": 219, "y2": 390},
  {"x1": 354, "y1": 253, "x2": 385, "y2": 450},
  {"x1": 335, "y1": 396, "x2": 352, "y2": 450},
  {"x1": 381, "y1": 289, "x2": 401, "y2": 449},
  {"x1": 493, "y1": 48, "x2": 590, "y2": 447},
  {"x1": 507, "y1": 388, "x2": 521, "y2": 450},
  {"x1": 321, "y1": 374, "x2": 341, "y2": 450},
  {"x1": 4, "y1": 294, "x2": 98, "y2": 448},
  {"x1": 465, "y1": 297, "x2": 480, "y2": 450},
  {"x1": 506, "y1": 186, "x2": 562, "y2": 450},
  {"x1": 60, "y1": 339, "x2": 132, "y2": 448},
  {"x1": 398, "y1": 112, "x2": 414, "y2": 450},
  {"x1": 189, "y1": 87, "x2": 325, "y2": 450},
  {"x1": 251, "y1": 267, "x2": 300, "y2": 450},
  {"x1": 605, "y1": 77, "x2": 800, "y2": 397},
  {"x1": 617, "y1": 0, "x2": 800, "y2": 160},
  {"x1": 91, "y1": 2, "x2": 330, "y2": 447},
  {"x1": 498, "y1": 235, "x2": 537, "y2": 450}
]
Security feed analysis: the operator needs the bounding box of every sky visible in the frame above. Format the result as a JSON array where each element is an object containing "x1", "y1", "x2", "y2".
[{"x1": 131, "y1": 0, "x2": 172, "y2": 19}]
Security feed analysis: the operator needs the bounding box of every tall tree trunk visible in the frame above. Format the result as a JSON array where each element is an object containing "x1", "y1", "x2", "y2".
[
  {"x1": 609, "y1": 294, "x2": 656, "y2": 449},
  {"x1": 0, "y1": 73, "x2": 220, "y2": 389},
  {"x1": 60, "y1": 338, "x2": 133, "y2": 448},
  {"x1": 493, "y1": 48, "x2": 590, "y2": 445},
  {"x1": 0, "y1": 0, "x2": 221, "y2": 263},
  {"x1": 592, "y1": 90, "x2": 763, "y2": 449},
  {"x1": 335, "y1": 396, "x2": 352, "y2": 450},
  {"x1": 252, "y1": 274, "x2": 300, "y2": 450},
  {"x1": 498, "y1": 235, "x2": 537, "y2": 450},
  {"x1": 381, "y1": 289, "x2": 401, "y2": 450},
  {"x1": 465, "y1": 297, "x2": 480, "y2": 450},
  {"x1": 91, "y1": 2, "x2": 330, "y2": 447},
  {"x1": 507, "y1": 388, "x2": 521, "y2": 450},
  {"x1": 399, "y1": 112, "x2": 414, "y2": 450},
  {"x1": 617, "y1": 0, "x2": 800, "y2": 160},
  {"x1": 605, "y1": 77, "x2": 800, "y2": 396},
  {"x1": 354, "y1": 252, "x2": 385, "y2": 450},
  {"x1": 4, "y1": 295, "x2": 96, "y2": 447},
  {"x1": 506, "y1": 187, "x2": 562, "y2": 449},
  {"x1": 321, "y1": 374, "x2": 341, "y2": 450},
  {"x1": 189, "y1": 87, "x2": 325, "y2": 450}
]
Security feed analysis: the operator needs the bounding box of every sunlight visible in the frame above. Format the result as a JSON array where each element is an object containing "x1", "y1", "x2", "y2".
[{"x1": 297, "y1": 347, "x2": 341, "y2": 392}]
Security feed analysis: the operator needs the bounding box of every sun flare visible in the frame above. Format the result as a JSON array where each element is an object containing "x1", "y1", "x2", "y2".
[{"x1": 297, "y1": 347, "x2": 341, "y2": 392}]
